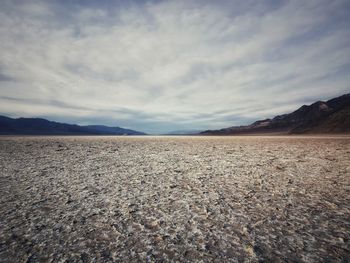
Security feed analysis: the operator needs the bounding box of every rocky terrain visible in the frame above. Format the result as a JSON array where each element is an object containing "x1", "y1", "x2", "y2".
[
  {"x1": 202, "y1": 93, "x2": 350, "y2": 135},
  {"x1": 0, "y1": 136, "x2": 349, "y2": 262}
]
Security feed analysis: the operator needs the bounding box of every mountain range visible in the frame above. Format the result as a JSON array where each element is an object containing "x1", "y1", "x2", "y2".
[
  {"x1": 1, "y1": 93, "x2": 349, "y2": 136},
  {"x1": 201, "y1": 93, "x2": 350, "y2": 135},
  {"x1": 0, "y1": 116, "x2": 146, "y2": 135}
]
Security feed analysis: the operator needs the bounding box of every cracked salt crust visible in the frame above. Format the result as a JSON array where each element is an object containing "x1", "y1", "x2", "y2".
[{"x1": 0, "y1": 136, "x2": 349, "y2": 262}]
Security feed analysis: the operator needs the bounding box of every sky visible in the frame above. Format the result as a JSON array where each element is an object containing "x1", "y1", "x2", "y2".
[{"x1": 0, "y1": 0, "x2": 349, "y2": 134}]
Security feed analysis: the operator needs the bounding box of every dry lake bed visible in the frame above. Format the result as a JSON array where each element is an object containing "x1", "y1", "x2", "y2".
[{"x1": 0, "y1": 136, "x2": 349, "y2": 262}]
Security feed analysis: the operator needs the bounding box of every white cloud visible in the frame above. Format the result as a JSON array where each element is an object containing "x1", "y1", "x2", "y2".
[{"x1": 0, "y1": 0, "x2": 349, "y2": 133}]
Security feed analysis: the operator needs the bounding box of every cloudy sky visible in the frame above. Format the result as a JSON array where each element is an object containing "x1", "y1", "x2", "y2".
[{"x1": 0, "y1": 0, "x2": 349, "y2": 133}]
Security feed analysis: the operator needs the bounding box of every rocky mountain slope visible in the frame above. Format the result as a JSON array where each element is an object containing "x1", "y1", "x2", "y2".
[
  {"x1": 201, "y1": 93, "x2": 350, "y2": 135},
  {"x1": 0, "y1": 116, "x2": 146, "y2": 135}
]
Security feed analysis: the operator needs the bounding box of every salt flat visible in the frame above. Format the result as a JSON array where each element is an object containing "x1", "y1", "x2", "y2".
[{"x1": 0, "y1": 136, "x2": 349, "y2": 262}]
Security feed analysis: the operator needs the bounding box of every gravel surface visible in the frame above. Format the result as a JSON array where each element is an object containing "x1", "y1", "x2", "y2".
[{"x1": 0, "y1": 136, "x2": 349, "y2": 262}]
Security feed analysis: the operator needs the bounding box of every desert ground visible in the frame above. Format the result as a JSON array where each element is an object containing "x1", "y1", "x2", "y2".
[{"x1": 0, "y1": 136, "x2": 349, "y2": 262}]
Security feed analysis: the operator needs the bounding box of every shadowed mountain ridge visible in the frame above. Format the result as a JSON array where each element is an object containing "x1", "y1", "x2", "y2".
[
  {"x1": 201, "y1": 93, "x2": 350, "y2": 135},
  {"x1": 0, "y1": 116, "x2": 146, "y2": 135}
]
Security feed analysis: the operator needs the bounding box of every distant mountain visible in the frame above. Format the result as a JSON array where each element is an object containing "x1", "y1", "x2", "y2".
[
  {"x1": 0, "y1": 116, "x2": 146, "y2": 135},
  {"x1": 201, "y1": 93, "x2": 350, "y2": 135},
  {"x1": 165, "y1": 129, "x2": 202, "y2": 135},
  {"x1": 83, "y1": 125, "x2": 145, "y2": 135}
]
